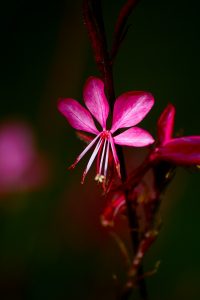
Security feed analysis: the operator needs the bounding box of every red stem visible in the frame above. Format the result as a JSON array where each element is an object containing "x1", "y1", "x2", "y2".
[{"x1": 83, "y1": 1, "x2": 148, "y2": 299}]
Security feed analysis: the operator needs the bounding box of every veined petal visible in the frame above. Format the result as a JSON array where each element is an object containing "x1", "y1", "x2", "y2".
[
  {"x1": 111, "y1": 91, "x2": 154, "y2": 133},
  {"x1": 83, "y1": 77, "x2": 109, "y2": 129},
  {"x1": 158, "y1": 103, "x2": 176, "y2": 144},
  {"x1": 156, "y1": 136, "x2": 200, "y2": 165},
  {"x1": 58, "y1": 98, "x2": 99, "y2": 134},
  {"x1": 114, "y1": 127, "x2": 154, "y2": 147}
]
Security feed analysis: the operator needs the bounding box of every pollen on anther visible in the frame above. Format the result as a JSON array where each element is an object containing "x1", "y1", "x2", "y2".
[{"x1": 95, "y1": 174, "x2": 105, "y2": 183}]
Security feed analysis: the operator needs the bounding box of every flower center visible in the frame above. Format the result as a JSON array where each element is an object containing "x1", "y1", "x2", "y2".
[
  {"x1": 95, "y1": 131, "x2": 111, "y2": 184},
  {"x1": 100, "y1": 130, "x2": 110, "y2": 139}
]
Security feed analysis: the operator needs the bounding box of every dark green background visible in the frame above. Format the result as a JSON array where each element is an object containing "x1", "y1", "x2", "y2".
[{"x1": 0, "y1": 0, "x2": 200, "y2": 299}]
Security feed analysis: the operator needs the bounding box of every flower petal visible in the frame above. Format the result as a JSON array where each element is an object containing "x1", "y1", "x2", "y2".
[
  {"x1": 157, "y1": 103, "x2": 176, "y2": 144},
  {"x1": 58, "y1": 98, "x2": 99, "y2": 134},
  {"x1": 113, "y1": 127, "x2": 154, "y2": 147},
  {"x1": 156, "y1": 136, "x2": 200, "y2": 165},
  {"x1": 83, "y1": 76, "x2": 109, "y2": 129},
  {"x1": 111, "y1": 91, "x2": 154, "y2": 133}
]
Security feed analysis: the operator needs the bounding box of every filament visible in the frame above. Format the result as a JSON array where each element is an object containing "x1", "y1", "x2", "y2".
[
  {"x1": 81, "y1": 137, "x2": 103, "y2": 183},
  {"x1": 99, "y1": 139, "x2": 107, "y2": 175},
  {"x1": 104, "y1": 139, "x2": 110, "y2": 177},
  {"x1": 109, "y1": 135, "x2": 121, "y2": 178},
  {"x1": 69, "y1": 133, "x2": 100, "y2": 169}
]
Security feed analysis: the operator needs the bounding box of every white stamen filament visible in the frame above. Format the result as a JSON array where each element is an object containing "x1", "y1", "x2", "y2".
[
  {"x1": 69, "y1": 133, "x2": 100, "y2": 169},
  {"x1": 104, "y1": 139, "x2": 110, "y2": 177},
  {"x1": 81, "y1": 137, "x2": 103, "y2": 183},
  {"x1": 99, "y1": 139, "x2": 107, "y2": 175}
]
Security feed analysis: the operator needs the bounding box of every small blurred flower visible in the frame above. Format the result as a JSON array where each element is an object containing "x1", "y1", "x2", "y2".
[
  {"x1": 0, "y1": 121, "x2": 48, "y2": 196},
  {"x1": 101, "y1": 192, "x2": 125, "y2": 227},
  {"x1": 152, "y1": 103, "x2": 200, "y2": 166},
  {"x1": 58, "y1": 76, "x2": 154, "y2": 183},
  {"x1": 101, "y1": 182, "x2": 153, "y2": 229}
]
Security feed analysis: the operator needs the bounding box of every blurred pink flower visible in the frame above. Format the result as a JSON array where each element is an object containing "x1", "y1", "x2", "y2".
[
  {"x1": 0, "y1": 121, "x2": 48, "y2": 195},
  {"x1": 101, "y1": 192, "x2": 125, "y2": 227},
  {"x1": 58, "y1": 76, "x2": 154, "y2": 183},
  {"x1": 153, "y1": 104, "x2": 200, "y2": 166}
]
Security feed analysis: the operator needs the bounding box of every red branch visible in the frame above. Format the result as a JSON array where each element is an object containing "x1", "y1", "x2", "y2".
[
  {"x1": 83, "y1": 0, "x2": 116, "y2": 107},
  {"x1": 129, "y1": 230, "x2": 158, "y2": 279}
]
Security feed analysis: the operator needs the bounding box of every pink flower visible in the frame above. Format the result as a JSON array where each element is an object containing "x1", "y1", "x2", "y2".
[
  {"x1": 153, "y1": 103, "x2": 200, "y2": 165},
  {"x1": 0, "y1": 121, "x2": 49, "y2": 196},
  {"x1": 58, "y1": 76, "x2": 154, "y2": 183}
]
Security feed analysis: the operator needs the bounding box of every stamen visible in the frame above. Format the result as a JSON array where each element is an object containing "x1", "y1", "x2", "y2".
[
  {"x1": 99, "y1": 139, "x2": 107, "y2": 175},
  {"x1": 96, "y1": 142, "x2": 103, "y2": 174},
  {"x1": 81, "y1": 137, "x2": 103, "y2": 184},
  {"x1": 95, "y1": 174, "x2": 105, "y2": 183},
  {"x1": 109, "y1": 135, "x2": 121, "y2": 178},
  {"x1": 69, "y1": 133, "x2": 100, "y2": 170},
  {"x1": 104, "y1": 139, "x2": 110, "y2": 178},
  {"x1": 94, "y1": 139, "x2": 110, "y2": 190}
]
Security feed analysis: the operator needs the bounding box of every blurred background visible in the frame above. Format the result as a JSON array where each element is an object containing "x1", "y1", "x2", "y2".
[{"x1": 0, "y1": 0, "x2": 200, "y2": 299}]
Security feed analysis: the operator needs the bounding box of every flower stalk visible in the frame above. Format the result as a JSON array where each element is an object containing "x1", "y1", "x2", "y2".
[
  {"x1": 82, "y1": 0, "x2": 149, "y2": 299},
  {"x1": 83, "y1": 0, "x2": 115, "y2": 107}
]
